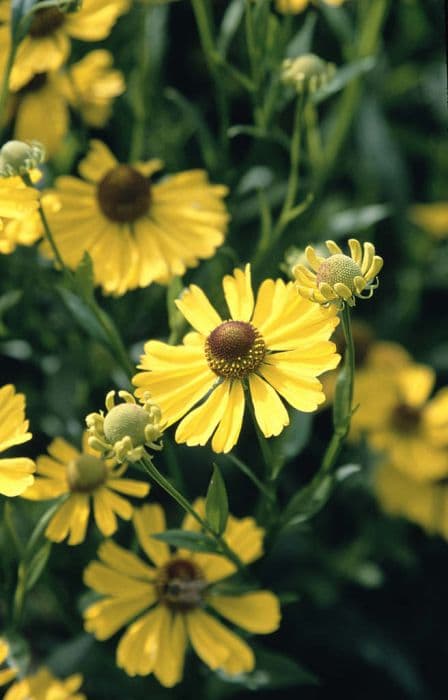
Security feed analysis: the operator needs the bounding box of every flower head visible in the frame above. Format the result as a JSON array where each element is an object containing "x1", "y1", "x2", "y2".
[
  {"x1": 351, "y1": 351, "x2": 448, "y2": 482},
  {"x1": 4, "y1": 666, "x2": 86, "y2": 700},
  {"x1": 21, "y1": 431, "x2": 150, "y2": 544},
  {"x1": 86, "y1": 390, "x2": 163, "y2": 463},
  {"x1": 83, "y1": 500, "x2": 280, "y2": 687},
  {"x1": 0, "y1": 140, "x2": 45, "y2": 177},
  {"x1": 41, "y1": 140, "x2": 229, "y2": 294},
  {"x1": 281, "y1": 53, "x2": 336, "y2": 94},
  {"x1": 294, "y1": 239, "x2": 383, "y2": 307},
  {"x1": 0, "y1": 0, "x2": 130, "y2": 91},
  {"x1": 133, "y1": 264, "x2": 340, "y2": 453},
  {"x1": 0, "y1": 384, "x2": 35, "y2": 497}
]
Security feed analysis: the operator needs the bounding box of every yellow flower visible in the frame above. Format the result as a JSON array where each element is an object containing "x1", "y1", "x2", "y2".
[
  {"x1": 83, "y1": 500, "x2": 281, "y2": 687},
  {"x1": 294, "y1": 239, "x2": 383, "y2": 307},
  {"x1": 276, "y1": 0, "x2": 345, "y2": 15},
  {"x1": 8, "y1": 51, "x2": 124, "y2": 158},
  {"x1": 409, "y1": 202, "x2": 448, "y2": 239},
  {"x1": 133, "y1": 264, "x2": 340, "y2": 453},
  {"x1": 351, "y1": 353, "x2": 448, "y2": 481},
  {"x1": 21, "y1": 432, "x2": 150, "y2": 545},
  {"x1": 0, "y1": 384, "x2": 35, "y2": 497},
  {"x1": 0, "y1": 176, "x2": 41, "y2": 252},
  {"x1": 375, "y1": 463, "x2": 448, "y2": 541},
  {"x1": 0, "y1": 639, "x2": 17, "y2": 688},
  {"x1": 41, "y1": 140, "x2": 229, "y2": 295},
  {"x1": 0, "y1": 0, "x2": 130, "y2": 91},
  {"x1": 4, "y1": 667, "x2": 86, "y2": 700}
]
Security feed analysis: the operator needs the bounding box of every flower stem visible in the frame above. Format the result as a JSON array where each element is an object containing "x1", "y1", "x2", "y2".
[
  {"x1": 140, "y1": 454, "x2": 247, "y2": 576},
  {"x1": 0, "y1": 43, "x2": 17, "y2": 139},
  {"x1": 225, "y1": 453, "x2": 276, "y2": 503}
]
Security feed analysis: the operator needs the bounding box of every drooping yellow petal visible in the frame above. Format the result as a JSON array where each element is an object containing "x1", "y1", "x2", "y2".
[
  {"x1": 107, "y1": 477, "x2": 149, "y2": 497},
  {"x1": 175, "y1": 380, "x2": 230, "y2": 447},
  {"x1": 175, "y1": 285, "x2": 222, "y2": 336},
  {"x1": 222, "y1": 264, "x2": 254, "y2": 322},
  {"x1": 116, "y1": 605, "x2": 165, "y2": 676},
  {"x1": 186, "y1": 609, "x2": 255, "y2": 674},
  {"x1": 83, "y1": 561, "x2": 156, "y2": 598},
  {"x1": 96, "y1": 539, "x2": 155, "y2": 580},
  {"x1": 84, "y1": 595, "x2": 155, "y2": 640},
  {"x1": 133, "y1": 504, "x2": 170, "y2": 567},
  {"x1": 153, "y1": 609, "x2": 187, "y2": 688},
  {"x1": 396, "y1": 365, "x2": 435, "y2": 408},
  {"x1": 0, "y1": 458, "x2": 35, "y2": 497},
  {"x1": 209, "y1": 591, "x2": 281, "y2": 633},
  {"x1": 78, "y1": 139, "x2": 117, "y2": 183},
  {"x1": 260, "y1": 362, "x2": 325, "y2": 412},
  {"x1": 211, "y1": 381, "x2": 245, "y2": 453},
  {"x1": 249, "y1": 373, "x2": 289, "y2": 437}
]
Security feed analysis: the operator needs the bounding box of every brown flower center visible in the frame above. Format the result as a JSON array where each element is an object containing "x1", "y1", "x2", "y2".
[
  {"x1": 156, "y1": 558, "x2": 206, "y2": 611},
  {"x1": 205, "y1": 320, "x2": 266, "y2": 379},
  {"x1": 391, "y1": 404, "x2": 422, "y2": 433},
  {"x1": 97, "y1": 165, "x2": 151, "y2": 223},
  {"x1": 29, "y1": 8, "x2": 65, "y2": 37},
  {"x1": 316, "y1": 254, "x2": 362, "y2": 291},
  {"x1": 66, "y1": 454, "x2": 107, "y2": 493}
]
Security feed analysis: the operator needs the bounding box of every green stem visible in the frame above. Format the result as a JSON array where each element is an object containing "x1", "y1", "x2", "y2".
[
  {"x1": 3, "y1": 502, "x2": 23, "y2": 557},
  {"x1": 321, "y1": 304, "x2": 355, "y2": 474},
  {"x1": 226, "y1": 453, "x2": 276, "y2": 503},
  {"x1": 129, "y1": 3, "x2": 152, "y2": 163},
  {"x1": 140, "y1": 454, "x2": 246, "y2": 575},
  {"x1": 0, "y1": 43, "x2": 16, "y2": 138}
]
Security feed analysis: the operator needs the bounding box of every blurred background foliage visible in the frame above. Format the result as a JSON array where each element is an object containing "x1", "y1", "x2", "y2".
[{"x1": 0, "y1": 0, "x2": 447, "y2": 698}]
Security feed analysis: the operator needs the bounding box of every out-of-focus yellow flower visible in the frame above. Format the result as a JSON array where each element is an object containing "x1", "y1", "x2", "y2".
[
  {"x1": 409, "y1": 202, "x2": 448, "y2": 239},
  {"x1": 4, "y1": 666, "x2": 86, "y2": 700},
  {"x1": 7, "y1": 51, "x2": 124, "y2": 158},
  {"x1": 21, "y1": 432, "x2": 149, "y2": 545},
  {"x1": 351, "y1": 353, "x2": 448, "y2": 482},
  {"x1": 0, "y1": 175, "x2": 41, "y2": 251},
  {"x1": 375, "y1": 463, "x2": 448, "y2": 541},
  {"x1": 294, "y1": 239, "x2": 383, "y2": 307},
  {"x1": 0, "y1": 0, "x2": 130, "y2": 91},
  {"x1": 0, "y1": 384, "x2": 35, "y2": 497},
  {"x1": 134, "y1": 264, "x2": 340, "y2": 453},
  {"x1": 83, "y1": 500, "x2": 281, "y2": 687},
  {"x1": 41, "y1": 140, "x2": 229, "y2": 295},
  {"x1": 276, "y1": 0, "x2": 345, "y2": 15},
  {"x1": 0, "y1": 639, "x2": 17, "y2": 688}
]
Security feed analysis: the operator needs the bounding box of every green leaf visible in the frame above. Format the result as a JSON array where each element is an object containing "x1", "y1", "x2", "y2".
[
  {"x1": 282, "y1": 473, "x2": 333, "y2": 529},
  {"x1": 332, "y1": 363, "x2": 351, "y2": 431},
  {"x1": 216, "y1": 646, "x2": 318, "y2": 689},
  {"x1": 270, "y1": 410, "x2": 313, "y2": 479},
  {"x1": 57, "y1": 287, "x2": 109, "y2": 346},
  {"x1": 313, "y1": 56, "x2": 376, "y2": 104},
  {"x1": 217, "y1": 0, "x2": 244, "y2": 56},
  {"x1": 327, "y1": 203, "x2": 392, "y2": 238},
  {"x1": 286, "y1": 11, "x2": 317, "y2": 57},
  {"x1": 0, "y1": 290, "x2": 22, "y2": 336},
  {"x1": 10, "y1": 0, "x2": 35, "y2": 41},
  {"x1": 165, "y1": 87, "x2": 217, "y2": 171},
  {"x1": 71, "y1": 252, "x2": 95, "y2": 301},
  {"x1": 24, "y1": 541, "x2": 52, "y2": 591},
  {"x1": 166, "y1": 276, "x2": 185, "y2": 337},
  {"x1": 152, "y1": 529, "x2": 219, "y2": 553},
  {"x1": 205, "y1": 464, "x2": 229, "y2": 536}
]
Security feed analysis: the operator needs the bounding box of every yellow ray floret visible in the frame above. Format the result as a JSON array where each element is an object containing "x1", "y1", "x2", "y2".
[
  {"x1": 133, "y1": 263, "x2": 340, "y2": 453},
  {"x1": 83, "y1": 500, "x2": 281, "y2": 687},
  {"x1": 3, "y1": 666, "x2": 86, "y2": 700},
  {"x1": 0, "y1": 384, "x2": 35, "y2": 497}
]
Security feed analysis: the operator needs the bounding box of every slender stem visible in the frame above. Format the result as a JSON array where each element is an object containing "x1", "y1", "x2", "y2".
[
  {"x1": 3, "y1": 502, "x2": 23, "y2": 557},
  {"x1": 226, "y1": 453, "x2": 276, "y2": 502},
  {"x1": 321, "y1": 304, "x2": 355, "y2": 474},
  {"x1": 140, "y1": 454, "x2": 247, "y2": 575},
  {"x1": 0, "y1": 46, "x2": 16, "y2": 139},
  {"x1": 275, "y1": 93, "x2": 304, "y2": 233},
  {"x1": 129, "y1": 4, "x2": 152, "y2": 163}
]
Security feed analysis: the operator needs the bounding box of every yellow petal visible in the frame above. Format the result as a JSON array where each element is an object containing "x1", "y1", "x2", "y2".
[
  {"x1": 0, "y1": 458, "x2": 35, "y2": 497},
  {"x1": 175, "y1": 284, "x2": 222, "y2": 335},
  {"x1": 211, "y1": 381, "x2": 245, "y2": 453},
  {"x1": 84, "y1": 595, "x2": 155, "y2": 640},
  {"x1": 116, "y1": 605, "x2": 165, "y2": 676},
  {"x1": 83, "y1": 561, "x2": 156, "y2": 598},
  {"x1": 397, "y1": 365, "x2": 435, "y2": 408},
  {"x1": 133, "y1": 504, "x2": 170, "y2": 567},
  {"x1": 260, "y1": 363, "x2": 325, "y2": 412},
  {"x1": 209, "y1": 591, "x2": 281, "y2": 633},
  {"x1": 154, "y1": 610, "x2": 187, "y2": 687},
  {"x1": 78, "y1": 139, "x2": 117, "y2": 183},
  {"x1": 175, "y1": 380, "x2": 230, "y2": 447},
  {"x1": 66, "y1": 493, "x2": 90, "y2": 545},
  {"x1": 222, "y1": 264, "x2": 254, "y2": 322},
  {"x1": 186, "y1": 609, "x2": 254, "y2": 674},
  {"x1": 97, "y1": 539, "x2": 155, "y2": 580},
  {"x1": 107, "y1": 477, "x2": 149, "y2": 497},
  {"x1": 249, "y1": 373, "x2": 289, "y2": 438},
  {"x1": 92, "y1": 488, "x2": 118, "y2": 536}
]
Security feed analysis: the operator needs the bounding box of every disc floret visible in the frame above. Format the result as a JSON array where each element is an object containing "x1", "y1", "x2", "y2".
[
  {"x1": 66, "y1": 454, "x2": 107, "y2": 493},
  {"x1": 205, "y1": 320, "x2": 266, "y2": 379},
  {"x1": 294, "y1": 239, "x2": 383, "y2": 307},
  {"x1": 86, "y1": 391, "x2": 163, "y2": 463},
  {"x1": 156, "y1": 558, "x2": 207, "y2": 612}
]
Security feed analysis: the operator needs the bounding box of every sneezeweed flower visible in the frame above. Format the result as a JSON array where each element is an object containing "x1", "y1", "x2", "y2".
[
  {"x1": 276, "y1": 0, "x2": 346, "y2": 14},
  {"x1": 351, "y1": 357, "x2": 448, "y2": 482},
  {"x1": 41, "y1": 140, "x2": 229, "y2": 295},
  {"x1": 83, "y1": 501, "x2": 280, "y2": 687},
  {"x1": 294, "y1": 239, "x2": 383, "y2": 307},
  {"x1": 0, "y1": 175, "x2": 40, "y2": 249},
  {"x1": 4, "y1": 666, "x2": 86, "y2": 700},
  {"x1": 281, "y1": 54, "x2": 336, "y2": 94},
  {"x1": 0, "y1": 384, "x2": 35, "y2": 497},
  {"x1": 86, "y1": 390, "x2": 163, "y2": 463},
  {"x1": 0, "y1": 140, "x2": 45, "y2": 177},
  {"x1": 409, "y1": 202, "x2": 448, "y2": 239},
  {"x1": 0, "y1": 0, "x2": 130, "y2": 91},
  {"x1": 133, "y1": 264, "x2": 340, "y2": 453},
  {"x1": 0, "y1": 639, "x2": 17, "y2": 687},
  {"x1": 8, "y1": 51, "x2": 124, "y2": 158},
  {"x1": 21, "y1": 431, "x2": 150, "y2": 545},
  {"x1": 375, "y1": 463, "x2": 448, "y2": 541}
]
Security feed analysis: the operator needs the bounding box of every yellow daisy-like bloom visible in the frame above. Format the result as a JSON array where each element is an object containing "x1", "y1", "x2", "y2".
[
  {"x1": 409, "y1": 202, "x2": 448, "y2": 239},
  {"x1": 276, "y1": 0, "x2": 345, "y2": 15},
  {"x1": 351, "y1": 355, "x2": 448, "y2": 482},
  {"x1": 375, "y1": 463, "x2": 448, "y2": 541},
  {"x1": 83, "y1": 501, "x2": 281, "y2": 687},
  {"x1": 133, "y1": 264, "x2": 340, "y2": 453},
  {"x1": 0, "y1": 175, "x2": 39, "y2": 242},
  {"x1": 0, "y1": 384, "x2": 35, "y2": 497},
  {"x1": 42, "y1": 140, "x2": 229, "y2": 295},
  {"x1": 294, "y1": 239, "x2": 383, "y2": 307},
  {"x1": 8, "y1": 51, "x2": 124, "y2": 158},
  {"x1": 0, "y1": 0, "x2": 130, "y2": 91},
  {"x1": 21, "y1": 432, "x2": 150, "y2": 545},
  {"x1": 4, "y1": 667, "x2": 86, "y2": 700},
  {"x1": 0, "y1": 639, "x2": 17, "y2": 688}
]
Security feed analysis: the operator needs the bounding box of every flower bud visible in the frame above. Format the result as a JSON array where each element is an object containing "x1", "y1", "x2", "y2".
[
  {"x1": 281, "y1": 53, "x2": 336, "y2": 94},
  {"x1": 0, "y1": 141, "x2": 45, "y2": 177}
]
